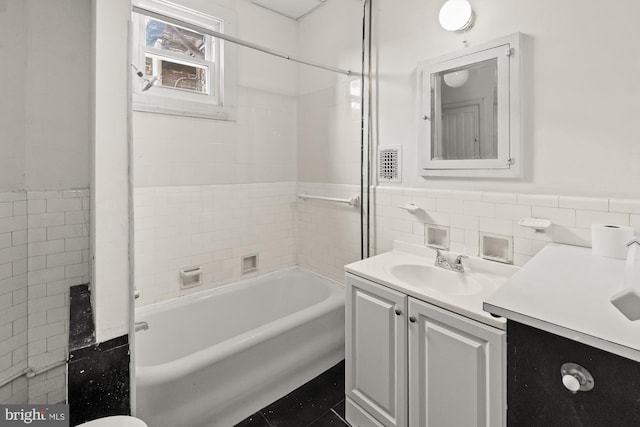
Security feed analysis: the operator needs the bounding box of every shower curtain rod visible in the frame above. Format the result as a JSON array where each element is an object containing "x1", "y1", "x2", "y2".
[{"x1": 133, "y1": 5, "x2": 354, "y2": 76}]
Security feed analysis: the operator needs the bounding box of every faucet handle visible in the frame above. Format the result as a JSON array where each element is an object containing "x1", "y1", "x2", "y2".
[
  {"x1": 435, "y1": 248, "x2": 448, "y2": 261},
  {"x1": 452, "y1": 254, "x2": 469, "y2": 272},
  {"x1": 454, "y1": 254, "x2": 469, "y2": 263}
]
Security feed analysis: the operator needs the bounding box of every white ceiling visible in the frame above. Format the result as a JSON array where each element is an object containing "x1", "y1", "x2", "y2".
[{"x1": 249, "y1": 0, "x2": 326, "y2": 20}]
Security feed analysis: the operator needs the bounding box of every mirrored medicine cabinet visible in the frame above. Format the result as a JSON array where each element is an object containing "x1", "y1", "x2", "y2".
[{"x1": 417, "y1": 33, "x2": 521, "y2": 178}]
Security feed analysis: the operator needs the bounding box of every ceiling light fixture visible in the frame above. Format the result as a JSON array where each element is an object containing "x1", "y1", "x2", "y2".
[{"x1": 439, "y1": 0, "x2": 475, "y2": 32}]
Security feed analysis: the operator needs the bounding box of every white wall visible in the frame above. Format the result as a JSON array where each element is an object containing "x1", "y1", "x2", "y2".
[
  {"x1": 0, "y1": 1, "x2": 26, "y2": 192},
  {"x1": 23, "y1": 1, "x2": 91, "y2": 191},
  {"x1": 0, "y1": 0, "x2": 90, "y2": 192},
  {"x1": 91, "y1": 0, "x2": 130, "y2": 342},
  {"x1": 298, "y1": 0, "x2": 640, "y2": 199},
  {"x1": 235, "y1": 0, "x2": 297, "y2": 96}
]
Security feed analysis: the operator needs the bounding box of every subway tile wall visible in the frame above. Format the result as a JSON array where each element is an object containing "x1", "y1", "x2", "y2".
[
  {"x1": 296, "y1": 183, "x2": 640, "y2": 282},
  {"x1": 374, "y1": 187, "x2": 640, "y2": 266},
  {"x1": 27, "y1": 189, "x2": 90, "y2": 404},
  {"x1": 0, "y1": 192, "x2": 28, "y2": 404},
  {"x1": 0, "y1": 189, "x2": 90, "y2": 405},
  {"x1": 134, "y1": 182, "x2": 297, "y2": 306},
  {"x1": 296, "y1": 183, "x2": 362, "y2": 283}
]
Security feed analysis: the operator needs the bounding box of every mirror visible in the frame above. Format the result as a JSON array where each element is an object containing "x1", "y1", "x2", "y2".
[
  {"x1": 432, "y1": 58, "x2": 497, "y2": 161},
  {"x1": 418, "y1": 33, "x2": 521, "y2": 178}
]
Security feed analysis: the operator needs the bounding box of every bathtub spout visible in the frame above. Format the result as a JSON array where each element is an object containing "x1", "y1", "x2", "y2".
[{"x1": 135, "y1": 321, "x2": 149, "y2": 332}]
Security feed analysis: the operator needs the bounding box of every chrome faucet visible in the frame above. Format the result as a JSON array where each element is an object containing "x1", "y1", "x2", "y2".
[
  {"x1": 451, "y1": 254, "x2": 469, "y2": 273},
  {"x1": 135, "y1": 321, "x2": 149, "y2": 332},
  {"x1": 434, "y1": 249, "x2": 468, "y2": 273}
]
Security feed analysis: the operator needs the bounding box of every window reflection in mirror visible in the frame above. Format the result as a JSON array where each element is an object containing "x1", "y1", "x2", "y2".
[{"x1": 431, "y1": 58, "x2": 498, "y2": 161}]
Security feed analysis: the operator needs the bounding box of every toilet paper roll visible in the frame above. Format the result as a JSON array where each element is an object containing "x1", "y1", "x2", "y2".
[{"x1": 591, "y1": 224, "x2": 635, "y2": 259}]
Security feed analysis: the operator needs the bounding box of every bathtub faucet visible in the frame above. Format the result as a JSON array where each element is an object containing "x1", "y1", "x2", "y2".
[{"x1": 135, "y1": 321, "x2": 149, "y2": 332}]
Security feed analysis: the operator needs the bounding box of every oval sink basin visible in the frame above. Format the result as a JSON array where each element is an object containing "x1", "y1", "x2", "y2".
[{"x1": 389, "y1": 264, "x2": 485, "y2": 296}]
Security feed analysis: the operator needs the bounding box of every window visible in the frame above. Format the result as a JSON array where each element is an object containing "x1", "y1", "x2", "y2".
[{"x1": 132, "y1": 0, "x2": 237, "y2": 120}]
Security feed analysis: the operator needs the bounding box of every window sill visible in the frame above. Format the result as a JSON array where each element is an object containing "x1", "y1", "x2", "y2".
[{"x1": 132, "y1": 94, "x2": 236, "y2": 121}]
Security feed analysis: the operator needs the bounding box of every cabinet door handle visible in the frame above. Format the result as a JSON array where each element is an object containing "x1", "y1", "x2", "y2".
[
  {"x1": 395, "y1": 309, "x2": 402, "y2": 316},
  {"x1": 409, "y1": 316, "x2": 416, "y2": 323}
]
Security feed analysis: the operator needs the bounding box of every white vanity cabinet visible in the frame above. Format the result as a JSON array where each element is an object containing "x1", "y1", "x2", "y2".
[
  {"x1": 346, "y1": 273, "x2": 506, "y2": 427},
  {"x1": 408, "y1": 298, "x2": 505, "y2": 427},
  {"x1": 345, "y1": 273, "x2": 408, "y2": 427}
]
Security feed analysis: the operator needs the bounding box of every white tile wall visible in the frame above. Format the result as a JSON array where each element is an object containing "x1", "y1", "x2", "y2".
[
  {"x1": 0, "y1": 192, "x2": 28, "y2": 404},
  {"x1": 297, "y1": 78, "x2": 362, "y2": 185},
  {"x1": 374, "y1": 187, "x2": 640, "y2": 266},
  {"x1": 133, "y1": 87, "x2": 298, "y2": 187},
  {"x1": 295, "y1": 184, "x2": 640, "y2": 285},
  {"x1": 296, "y1": 183, "x2": 362, "y2": 283},
  {"x1": 26, "y1": 189, "x2": 90, "y2": 404},
  {"x1": 0, "y1": 189, "x2": 89, "y2": 405},
  {"x1": 134, "y1": 182, "x2": 297, "y2": 305}
]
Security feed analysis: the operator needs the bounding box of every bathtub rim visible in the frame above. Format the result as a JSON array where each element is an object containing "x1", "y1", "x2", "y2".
[
  {"x1": 136, "y1": 265, "x2": 341, "y2": 317},
  {"x1": 135, "y1": 266, "x2": 345, "y2": 386}
]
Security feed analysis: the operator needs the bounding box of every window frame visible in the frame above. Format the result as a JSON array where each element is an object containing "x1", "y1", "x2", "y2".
[
  {"x1": 142, "y1": 19, "x2": 218, "y2": 100},
  {"x1": 132, "y1": 0, "x2": 237, "y2": 120}
]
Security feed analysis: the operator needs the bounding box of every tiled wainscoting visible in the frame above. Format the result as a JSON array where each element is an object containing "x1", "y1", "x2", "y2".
[
  {"x1": 134, "y1": 182, "x2": 297, "y2": 305},
  {"x1": 296, "y1": 183, "x2": 640, "y2": 284},
  {"x1": 374, "y1": 187, "x2": 640, "y2": 266},
  {"x1": 0, "y1": 189, "x2": 90, "y2": 404},
  {"x1": 296, "y1": 183, "x2": 362, "y2": 283},
  {"x1": 0, "y1": 192, "x2": 28, "y2": 404}
]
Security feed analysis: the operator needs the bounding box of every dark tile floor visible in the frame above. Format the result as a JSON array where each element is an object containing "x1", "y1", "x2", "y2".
[{"x1": 235, "y1": 360, "x2": 349, "y2": 427}]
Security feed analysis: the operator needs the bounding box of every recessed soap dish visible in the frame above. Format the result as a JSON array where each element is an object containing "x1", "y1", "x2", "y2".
[
  {"x1": 425, "y1": 224, "x2": 449, "y2": 250},
  {"x1": 241, "y1": 254, "x2": 258, "y2": 274},
  {"x1": 480, "y1": 233, "x2": 513, "y2": 264},
  {"x1": 180, "y1": 266, "x2": 202, "y2": 289},
  {"x1": 518, "y1": 217, "x2": 551, "y2": 232}
]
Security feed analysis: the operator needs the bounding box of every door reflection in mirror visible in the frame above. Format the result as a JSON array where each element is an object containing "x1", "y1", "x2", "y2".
[{"x1": 431, "y1": 58, "x2": 497, "y2": 161}]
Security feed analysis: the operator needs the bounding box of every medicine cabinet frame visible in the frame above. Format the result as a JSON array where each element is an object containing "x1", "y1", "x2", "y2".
[{"x1": 417, "y1": 33, "x2": 522, "y2": 178}]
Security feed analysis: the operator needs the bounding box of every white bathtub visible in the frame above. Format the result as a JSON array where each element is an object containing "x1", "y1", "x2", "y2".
[{"x1": 134, "y1": 267, "x2": 345, "y2": 427}]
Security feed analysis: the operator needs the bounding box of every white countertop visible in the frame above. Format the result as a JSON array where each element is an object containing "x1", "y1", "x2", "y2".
[
  {"x1": 484, "y1": 243, "x2": 640, "y2": 362},
  {"x1": 345, "y1": 242, "x2": 519, "y2": 330}
]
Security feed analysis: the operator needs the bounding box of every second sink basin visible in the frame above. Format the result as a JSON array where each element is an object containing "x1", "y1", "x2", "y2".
[{"x1": 390, "y1": 264, "x2": 487, "y2": 296}]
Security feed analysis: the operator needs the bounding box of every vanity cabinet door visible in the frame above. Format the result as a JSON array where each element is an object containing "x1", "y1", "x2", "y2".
[
  {"x1": 408, "y1": 298, "x2": 505, "y2": 427},
  {"x1": 346, "y1": 273, "x2": 408, "y2": 427}
]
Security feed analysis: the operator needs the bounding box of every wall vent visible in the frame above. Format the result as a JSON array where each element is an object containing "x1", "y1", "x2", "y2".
[{"x1": 378, "y1": 145, "x2": 402, "y2": 183}]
